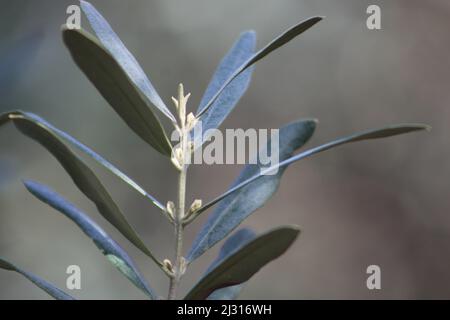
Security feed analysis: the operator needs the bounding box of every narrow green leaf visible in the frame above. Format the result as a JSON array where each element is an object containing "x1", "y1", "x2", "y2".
[
  {"x1": 79, "y1": 0, "x2": 175, "y2": 122},
  {"x1": 63, "y1": 27, "x2": 172, "y2": 156},
  {"x1": 20, "y1": 111, "x2": 165, "y2": 211},
  {"x1": 206, "y1": 228, "x2": 256, "y2": 300},
  {"x1": 187, "y1": 119, "x2": 316, "y2": 261},
  {"x1": 24, "y1": 180, "x2": 156, "y2": 299},
  {"x1": 185, "y1": 226, "x2": 300, "y2": 300},
  {"x1": 196, "y1": 16, "x2": 323, "y2": 118},
  {"x1": 0, "y1": 257, "x2": 75, "y2": 300},
  {"x1": 0, "y1": 111, "x2": 162, "y2": 267},
  {"x1": 196, "y1": 123, "x2": 430, "y2": 217},
  {"x1": 193, "y1": 31, "x2": 256, "y2": 148}
]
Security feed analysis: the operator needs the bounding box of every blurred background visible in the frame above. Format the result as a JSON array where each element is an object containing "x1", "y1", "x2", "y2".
[{"x1": 0, "y1": 0, "x2": 447, "y2": 299}]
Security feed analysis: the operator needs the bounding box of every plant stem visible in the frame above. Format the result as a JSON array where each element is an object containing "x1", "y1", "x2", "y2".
[
  {"x1": 168, "y1": 164, "x2": 186, "y2": 300},
  {"x1": 168, "y1": 83, "x2": 191, "y2": 300}
]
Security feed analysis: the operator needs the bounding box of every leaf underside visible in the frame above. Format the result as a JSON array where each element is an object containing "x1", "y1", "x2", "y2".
[
  {"x1": 194, "y1": 123, "x2": 430, "y2": 237},
  {"x1": 18, "y1": 111, "x2": 165, "y2": 210},
  {"x1": 24, "y1": 180, "x2": 156, "y2": 299},
  {"x1": 0, "y1": 257, "x2": 75, "y2": 300},
  {"x1": 0, "y1": 111, "x2": 160, "y2": 266},
  {"x1": 193, "y1": 31, "x2": 256, "y2": 148},
  {"x1": 196, "y1": 16, "x2": 323, "y2": 118},
  {"x1": 188, "y1": 119, "x2": 317, "y2": 261},
  {"x1": 185, "y1": 226, "x2": 300, "y2": 300}
]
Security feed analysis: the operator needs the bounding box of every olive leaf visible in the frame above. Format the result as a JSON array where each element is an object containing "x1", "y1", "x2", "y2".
[
  {"x1": 79, "y1": 0, "x2": 175, "y2": 123},
  {"x1": 187, "y1": 119, "x2": 317, "y2": 261},
  {"x1": 63, "y1": 27, "x2": 172, "y2": 156},
  {"x1": 195, "y1": 123, "x2": 430, "y2": 219},
  {"x1": 24, "y1": 180, "x2": 157, "y2": 299},
  {"x1": 0, "y1": 257, "x2": 75, "y2": 300},
  {"x1": 206, "y1": 228, "x2": 256, "y2": 300},
  {"x1": 193, "y1": 31, "x2": 256, "y2": 148},
  {"x1": 0, "y1": 111, "x2": 161, "y2": 266},
  {"x1": 185, "y1": 226, "x2": 300, "y2": 300},
  {"x1": 196, "y1": 16, "x2": 323, "y2": 118},
  {"x1": 19, "y1": 111, "x2": 165, "y2": 211}
]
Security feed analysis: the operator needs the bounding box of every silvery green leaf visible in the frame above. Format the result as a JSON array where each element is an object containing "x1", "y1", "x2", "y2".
[
  {"x1": 206, "y1": 228, "x2": 256, "y2": 300},
  {"x1": 194, "y1": 123, "x2": 430, "y2": 235},
  {"x1": 193, "y1": 31, "x2": 256, "y2": 147},
  {"x1": 0, "y1": 257, "x2": 75, "y2": 300},
  {"x1": 188, "y1": 119, "x2": 317, "y2": 261},
  {"x1": 79, "y1": 0, "x2": 175, "y2": 122},
  {"x1": 185, "y1": 226, "x2": 299, "y2": 300},
  {"x1": 0, "y1": 111, "x2": 161, "y2": 266},
  {"x1": 22, "y1": 111, "x2": 165, "y2": 211},
  {"x1": 63, "y1": 27, "x2": 172, "y2": 156},
  {"x1": 196, "y1": 16, "x2": 323, "y2": 118},
  {"x1": 24, "y1": 180, "x2": 157, "y2": 299}
]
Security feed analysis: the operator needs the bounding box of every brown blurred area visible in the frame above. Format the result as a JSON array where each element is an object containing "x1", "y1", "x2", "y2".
[{"x1": 0, "y1": 0, "x2": 448, "y2": 299}]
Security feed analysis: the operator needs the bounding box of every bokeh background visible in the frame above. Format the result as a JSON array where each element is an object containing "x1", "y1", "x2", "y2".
[{"x1": 0, "y1": 0, "x2": 447, "y2": 299}]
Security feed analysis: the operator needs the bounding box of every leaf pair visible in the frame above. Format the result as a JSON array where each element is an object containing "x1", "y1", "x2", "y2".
[
  {"x1": 188, "y1": 121, "x2": 430, "y2": 262},
  {"x1": 24, "y1": 180, "x2": 157, "y2": 299},
  {"x1": 62, "y1": 1, "x2": 173, "y2": 157},
  {"x1": 1, "y1": 111, "x2": 160, "y2": 298},
  {"x1": 193, "y1": 16, "x2": 323, "y2": 147},
  {"x1": 0, "y1": 111, "x2": 162, "y2": 267},
  {"x1": 70, "y1": 2, "x2": 323, "y2": 155}
]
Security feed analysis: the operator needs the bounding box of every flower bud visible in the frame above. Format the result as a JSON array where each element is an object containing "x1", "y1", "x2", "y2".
[
  {"x1": 188, "y1": 199, "x2": 202, "y2": 215},
  {"x1": 166, "y1": 201, "x2": 176, "y2": 219},
  {"x1": 163, "y1": 259, "x2": 173, "y2": 273},
  {"x1": 171, "y1": 153, "x2": 183, "y2": 170}
]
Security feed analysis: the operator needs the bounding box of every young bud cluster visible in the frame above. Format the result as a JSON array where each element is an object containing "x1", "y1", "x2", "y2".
[{"x1": 170, "y1": 83, "x2": 199, "y2": 171}]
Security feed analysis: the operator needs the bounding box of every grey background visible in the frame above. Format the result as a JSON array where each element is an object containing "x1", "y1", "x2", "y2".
[{"x1": 0, "y1": 0, "x2": 447, "y2": 299}]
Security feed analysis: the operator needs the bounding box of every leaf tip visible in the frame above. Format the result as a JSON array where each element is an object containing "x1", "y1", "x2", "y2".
[
  {"x1": 308, "y1": 16, "x2": 325, "y2": 25},
  {"x1": 403, "y1": 123, "x2": 432, "y2": 133},
  {"x1": 286, "y1": 224, "x2": 301, "y2": 234},
  {"x1": 279, "y1": 225, "x2": 302, "y2": 243},
  {"x1": 312, "y1": 16, "x2": 325, "y2": 22},
  {"x1": 79, "y1": 0, "x2": 91, "y2": 9},
  {"x1": 22, "y1": 179, "x2": 34, "y2": 189}
]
